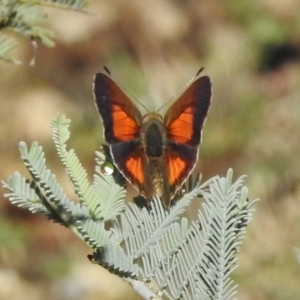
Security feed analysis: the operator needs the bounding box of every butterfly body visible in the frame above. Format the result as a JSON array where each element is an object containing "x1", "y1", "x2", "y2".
[
  {"x1": 94, "y1": 72, "x2": 212, "y2": 208},
  {"x1": 141, "y1": 114, "x2": 168, "y2": 199}
]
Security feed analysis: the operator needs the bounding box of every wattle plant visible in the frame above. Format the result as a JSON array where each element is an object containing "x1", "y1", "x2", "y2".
[{"x1": 2, "y1": 114, "x2": 258, "y2": 300}]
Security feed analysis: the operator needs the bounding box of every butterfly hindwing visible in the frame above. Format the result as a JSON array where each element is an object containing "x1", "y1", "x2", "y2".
[
  {"x1": 165, "y1": 141, "x2": 198, "y2": 199},
  {"x1": 110, "y1": 140, "x2": 145, "y2": 188}
]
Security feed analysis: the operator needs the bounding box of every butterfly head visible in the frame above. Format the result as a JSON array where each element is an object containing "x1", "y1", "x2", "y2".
[{"x1": 142, "y1": 111, "x2": 163, "y2": 123}]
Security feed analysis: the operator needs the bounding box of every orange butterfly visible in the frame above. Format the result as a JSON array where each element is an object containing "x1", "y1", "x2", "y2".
[{"x1": 94, "y1": 71, "x2": 212, "y2": 208}]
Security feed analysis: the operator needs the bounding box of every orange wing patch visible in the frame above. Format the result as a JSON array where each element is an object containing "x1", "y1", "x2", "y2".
[
  {"x1": 112, "y1": 104, "x2": 140, "y2": 141},
  {"x1": 167, "y1": 155, "x2": 187, "y2": 185},
  {"x1": 167, "y1": 106, "x2": 194, "y2": 144},
  {"x1": 125, "y1": 156, "x2": 144, "y2": 185}
]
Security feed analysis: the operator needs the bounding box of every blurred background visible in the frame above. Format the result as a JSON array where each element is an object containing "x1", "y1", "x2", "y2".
[{"x1": 1, "y1": 0, "x2": 300, "y2": 299}]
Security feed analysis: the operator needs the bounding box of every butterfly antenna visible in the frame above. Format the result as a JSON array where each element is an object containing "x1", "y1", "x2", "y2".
[
  {"x1": 196, "y1": 67, "x2": 205, "y2": 76},
  {"x1": 102, "y1": 66, "x2": 149, "y2": 113},
  {"x1": 103, "y1": 66, "x2": 111, "y2": 75},
  {"x1": 134, "y1": 96, "x2": 149, "y2": 113},
  {"x1": 157, "y1": 68, "x2": 205, "y2": 113}
]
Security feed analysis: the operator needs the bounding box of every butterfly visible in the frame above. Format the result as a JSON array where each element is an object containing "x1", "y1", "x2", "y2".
[{"x1": 94, "y1": 70, "x2": 212, "y2": 208}]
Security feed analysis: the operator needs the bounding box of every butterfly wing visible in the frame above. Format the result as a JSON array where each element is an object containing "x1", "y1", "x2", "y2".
[
  {"x1": 94, "y1": 73, "x2": 145, "y2": 188},
  {"x1": 164, "y1": 141, "x2": 199, "y2": 202},
  {"x1": 164, "y1": 76, "x2": 212, "y2": 194},
  {"x1": 94, "y1": 73, "x2": 143, "y2": 143},
  {"x1": 108, "y1": 140, "x2": 145, "y2": 189}
]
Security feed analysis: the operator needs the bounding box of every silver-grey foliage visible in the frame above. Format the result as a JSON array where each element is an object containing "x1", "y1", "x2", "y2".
[
  {"x1": 0, "y1": 0, "x2": 87, "y2": 63},
  {"x1": 2, "y1": 114, "x2": 258, "y2": 300}
]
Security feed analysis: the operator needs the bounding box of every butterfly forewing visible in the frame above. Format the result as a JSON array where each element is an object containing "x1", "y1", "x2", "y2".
[
  {"x1": 164, "y1": 76, "x2": 212, "y2": 146},
  {"x1": 94, "y1": 73, "x2": 143, "y2": 143}
]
